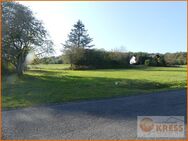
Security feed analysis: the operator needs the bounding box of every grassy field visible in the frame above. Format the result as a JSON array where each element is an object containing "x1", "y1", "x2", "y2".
[{"x1": 2, "y1": 64, "x2": 187, "y2": 109}]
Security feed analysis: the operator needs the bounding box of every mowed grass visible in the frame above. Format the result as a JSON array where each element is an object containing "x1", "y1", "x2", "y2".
[{"x1": 2, "y1": 64, "x2": 187, "y2": 109}]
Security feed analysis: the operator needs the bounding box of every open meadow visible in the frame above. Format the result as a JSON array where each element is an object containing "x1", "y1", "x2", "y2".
[{"x1": 2, "y1": 64, "x2": 186, "y2": 109}]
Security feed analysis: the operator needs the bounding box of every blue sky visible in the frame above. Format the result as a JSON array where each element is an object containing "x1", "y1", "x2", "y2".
[{"x1": 19, "y1": 1, "x2": 186, "y2": 56}]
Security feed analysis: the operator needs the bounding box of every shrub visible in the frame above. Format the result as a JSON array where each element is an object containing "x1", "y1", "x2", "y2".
[{"x1": 144, "y1": 59, "x2": 150, "y2": 66}]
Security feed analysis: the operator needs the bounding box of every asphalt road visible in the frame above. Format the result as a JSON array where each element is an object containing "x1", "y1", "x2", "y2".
[{"x1": 2, "y1": 89, "x2": 187, "y2": 139}]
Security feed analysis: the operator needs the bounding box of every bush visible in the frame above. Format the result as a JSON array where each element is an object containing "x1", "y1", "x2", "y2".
[
  {"x1": 63, "y1": 49, "x2": 186, "y2": 69},
  {"x1": 144, "y1": 55, "x2": 166, "y2": 67},
  {"x1": 2, "y1": 61, "x2": 16, "y2": 75},
  {"x1": 144, "y1": 59, "x2": 150, "y2": 66},
  {"x1": 164, "y1": 52, "x2": 186, "y2": 66},
  {"x1": 64, "y1": 49, "x2": 130, "y2": 69}
]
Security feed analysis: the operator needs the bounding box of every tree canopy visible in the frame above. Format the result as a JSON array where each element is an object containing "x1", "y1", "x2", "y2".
[
  {"x1": 2, "y1": 2, "x2": 54, "y2": 75},
  {"x1": 63, "y1": 20, "x2": 94, "y2": 49}
]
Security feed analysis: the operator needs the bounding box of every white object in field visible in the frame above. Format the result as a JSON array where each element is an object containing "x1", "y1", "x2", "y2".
[{"x1": 130, "y1": 56, "x2": 137, "y2": 64}]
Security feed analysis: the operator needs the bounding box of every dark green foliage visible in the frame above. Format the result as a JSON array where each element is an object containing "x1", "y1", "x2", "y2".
[
  {"x1": 2, "y1": 61, "x2": 16, "y2": 75},
  {"x1": 37, "y1": 56, "x2": 63, "y2": 64},
  {"x1": 70, "y1": 49, "x2": 130, "y2": 69},
  {"x1": 134, "y1": 52, "x2": 150, "y2": 65},
  {"x1": 63, "y1": 50, "x2": 186, "y2": 69},
  {"x1": 63, "y1": 20, "x2": 94, "y2": 49},
  {"x1": 62, "y1": 20, "x2": 94, "y2": 67},
  {"x1": 144, "y1": 59, "x2": 150, "y2": 66},
  {"x1": 143, "y1": 55, "x2": 166, "y2": 67}
]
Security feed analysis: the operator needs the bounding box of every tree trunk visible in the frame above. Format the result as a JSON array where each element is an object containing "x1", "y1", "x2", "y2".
[
  {"x1": 16, "y1": 54, "x2": 25, "y2": 76},
  {"x1": 16, "y1": 64, "x2": 23, "y2": 76},
  {"x1": 70, "y1": 63, "x2": 73, "y2": 68}
]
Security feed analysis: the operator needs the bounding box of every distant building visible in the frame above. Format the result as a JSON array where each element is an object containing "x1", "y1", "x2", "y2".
[{"x1": 130, "y1": 56, "x2": 137, "y2": 64}]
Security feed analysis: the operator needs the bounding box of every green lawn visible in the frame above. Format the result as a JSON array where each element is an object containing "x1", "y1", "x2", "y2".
[{"x1": 2, "y1": 64, "x2": 187, "y2": 109}]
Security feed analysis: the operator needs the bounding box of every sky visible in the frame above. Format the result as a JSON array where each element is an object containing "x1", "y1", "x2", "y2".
[{"x1": 18, "y1": 1, "x2": 186, "y2": 56}]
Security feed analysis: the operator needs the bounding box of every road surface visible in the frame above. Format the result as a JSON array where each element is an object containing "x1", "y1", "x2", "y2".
[{"x1": 2, "y1": 89, "x2": 187, "y2": 139}]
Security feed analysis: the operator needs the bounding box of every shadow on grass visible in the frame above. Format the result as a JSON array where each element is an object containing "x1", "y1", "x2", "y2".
[
  {"x1": 3, "y1": 69, "x2": 183, "y2": 110},
  {"x1": 130, "y1": 65, "x2": 186, "y2": 71},
  {"x1": 30, "y1": 65, "x2": 187, "y2": 73},
  {"x1": 27, "y1": 69, "x2": 68, "y2": 75},
  {"x1": 139, "y1": 68, "x2": 187, "y2": 72},
  {"x1": 93, "y1": 66, "x2": 187, "y2": 73}
]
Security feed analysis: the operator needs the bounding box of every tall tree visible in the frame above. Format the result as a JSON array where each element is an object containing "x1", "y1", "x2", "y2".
[
  {"x1": 63, "y1": 20, "x2": 94, "y2": 49},
  {"x1": 2, "y1": 2, "x2": 54, "y2": 76},
  {"x1": 62, "y1": 20, "x2": 94, "y2": 67}
]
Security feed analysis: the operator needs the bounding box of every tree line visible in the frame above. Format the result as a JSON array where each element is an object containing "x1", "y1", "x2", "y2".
[{"x1": 37, "y1": 51, "x2": 186, "y2": 68}]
